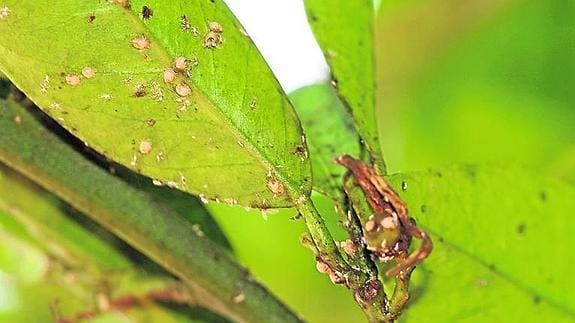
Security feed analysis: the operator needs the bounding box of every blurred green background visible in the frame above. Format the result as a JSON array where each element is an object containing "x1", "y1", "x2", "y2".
[{"x1": 1, "y1": 0, "x2": 574, "y2": 322}]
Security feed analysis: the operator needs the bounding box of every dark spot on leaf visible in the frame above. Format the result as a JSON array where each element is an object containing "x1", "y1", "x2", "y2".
[
  {"x1": 420, "y1": 204, "x2": 427, "y2": 213},
  {"x1": 533, "y1": 296, "x2": 541, "y2": 305},
  {"x1": 435, "y1": 171, "x2": 443, "y2": 178},
  {"x1": 488, "y1": 264, "x2": 496, "y2": 272},
  {"x1": 309, "y1": 13, "x2": 318, "y2": 22},
  {"x1": 437, "y1": 236, "x2": 444, "y2": 243},
  {"x1": 293, "y1": 144, "x2": 306, "y2": 156},
  {"x1": 142, "y1": 6, "x2": 153, "y2": 20},
  {"x1": 0, "y1": 79, "x2": 10, "y2": 98},
  {"x1": 517, "y1": 223, "x2": 526, "y2": 234},
  {"x1": 463, "y1": 164, "x2": 478, "y2": 181},
  {"x1": 539, "y1": 191, "x2": 547, "y2": 202},
  {"x1": 251, "y1": 202, "x2": 270, "y2": 210},
  {"x1": 87, "y1": 14, "x2": 96, "y2": 23}
]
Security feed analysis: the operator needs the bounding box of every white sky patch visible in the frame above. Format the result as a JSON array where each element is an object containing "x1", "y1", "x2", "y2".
[{"x1": 224, "y1": 0, "x2": 329, "y2": 93}]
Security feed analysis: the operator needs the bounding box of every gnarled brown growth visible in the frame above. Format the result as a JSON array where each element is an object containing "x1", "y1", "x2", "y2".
[{"x1": 336, "y1": 155, "x2": 433, "y2": 276}]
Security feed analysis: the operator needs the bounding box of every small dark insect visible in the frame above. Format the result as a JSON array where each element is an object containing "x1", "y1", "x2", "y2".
[
  {"x1": 87, "y1": 14, "x2": 96, "y2": 23},
  {"x1": 142, "y1": 6, "x2": 153, "y2": 20},
  {"x1": 293, "y1": 144, "x2": 306, "y2": 155}
]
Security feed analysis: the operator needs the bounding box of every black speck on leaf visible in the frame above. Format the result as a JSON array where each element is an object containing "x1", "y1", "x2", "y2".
[
  {"x1": 142, "y1": 6, "x2": 153, "y2": 20},
  {"x1": 540, "y1": 191, "x2": 547, "y2": 202},
  {"x1": 463, "y1": 164, "x2": 477, "y2": 181},
  {"x1": 517, "y1": 223, "x2": 526, "y2": 234},
  {"x1": 420, "y1": 204, "x2": 427, "y2": 213},
  {"x1": 533, "y1": 296, "x2": 541, "y2": 305}
]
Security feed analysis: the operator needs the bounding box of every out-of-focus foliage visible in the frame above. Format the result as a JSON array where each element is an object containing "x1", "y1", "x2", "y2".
[
  {"x1": 290, "y1": 84, "x2": 360, "y2": 202},
  {"x1": 0, "y1": 166, "x2": 224, "y2": 322},
  {"x1": 376, "y1": 0, "x2": 575, "y2": 180}
]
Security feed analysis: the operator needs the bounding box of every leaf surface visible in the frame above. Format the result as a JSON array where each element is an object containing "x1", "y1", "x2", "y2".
[
  {"x1": 0, "y1": 0, "x2": 310, "y2": 207},
  {"x1": 385, "y1": 165, "x2": 575, "y2": 321},
  {"x1": 304, "y1": 0, "x2": 384, "y2": 171}
]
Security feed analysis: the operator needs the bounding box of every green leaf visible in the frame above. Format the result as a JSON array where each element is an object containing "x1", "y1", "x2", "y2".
[
  {"x1": 304, "y1": 0, "x2": 385, "y2": 171},
  {"x1": 0, "y1": 99, "x2": 301, "y2": 323},
  {"x1": 385, "y1": 165, "x2": 575, "y2": 321},
  {"x1": 0, "y1": 0, "x2": 310, "y2": 208},
  {"x1": 289, "y1": 84, "x2": 360, "y2": 202}
]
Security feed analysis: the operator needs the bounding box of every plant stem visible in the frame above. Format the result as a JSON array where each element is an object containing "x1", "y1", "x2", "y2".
[
  {"x1": 296, "y1": 198, "x2": 350, "y2": 273},
  {"x1": 296, "y1": 196, "x2": 390, "y2": 322},
  {"x1": 0, "y1": 99, "x2": 302, "y2": 323}
]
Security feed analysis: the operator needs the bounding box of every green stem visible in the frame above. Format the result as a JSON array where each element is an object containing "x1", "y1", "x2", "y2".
[
  {"x1": 296, "y1": 198, "x2": 349, "y2": 273},
  {"x1": 0, "y1": 99, "x2": 301, "y2": 323},
  {"x1": 296, "y1": 195, "x2": 390, "y2": 322}
]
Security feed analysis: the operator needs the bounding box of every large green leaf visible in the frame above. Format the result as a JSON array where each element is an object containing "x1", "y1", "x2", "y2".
[
  {"x1": 385, "y1": 165, "x2": 575, "y2": 321},
  {"x1": 289, "y1": 84, "x2": 360, "y2": 202},
  {"x1": 0, "y1": 0, "x2": 310, "y2": 208},
  {"x1": 304, "y1": 0, "x2": 385, "y2": 171}
]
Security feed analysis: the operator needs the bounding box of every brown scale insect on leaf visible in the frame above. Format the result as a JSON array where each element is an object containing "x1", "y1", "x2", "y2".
[
  {"x1": 204, "y1": 21, "x2": 224, "y2": 48},
  {"x1": 132, "y1": 83, "x2": 146, "y2": 97},
  {"x1": 132, "y1": 34, "x2": 151, "y2": 50},
  {"x1": 81, "y1": 67, "x2": 96, "y2": 79},
  {"x1": 65, "y1": 74, "x2": 80, "y2": 86}
]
